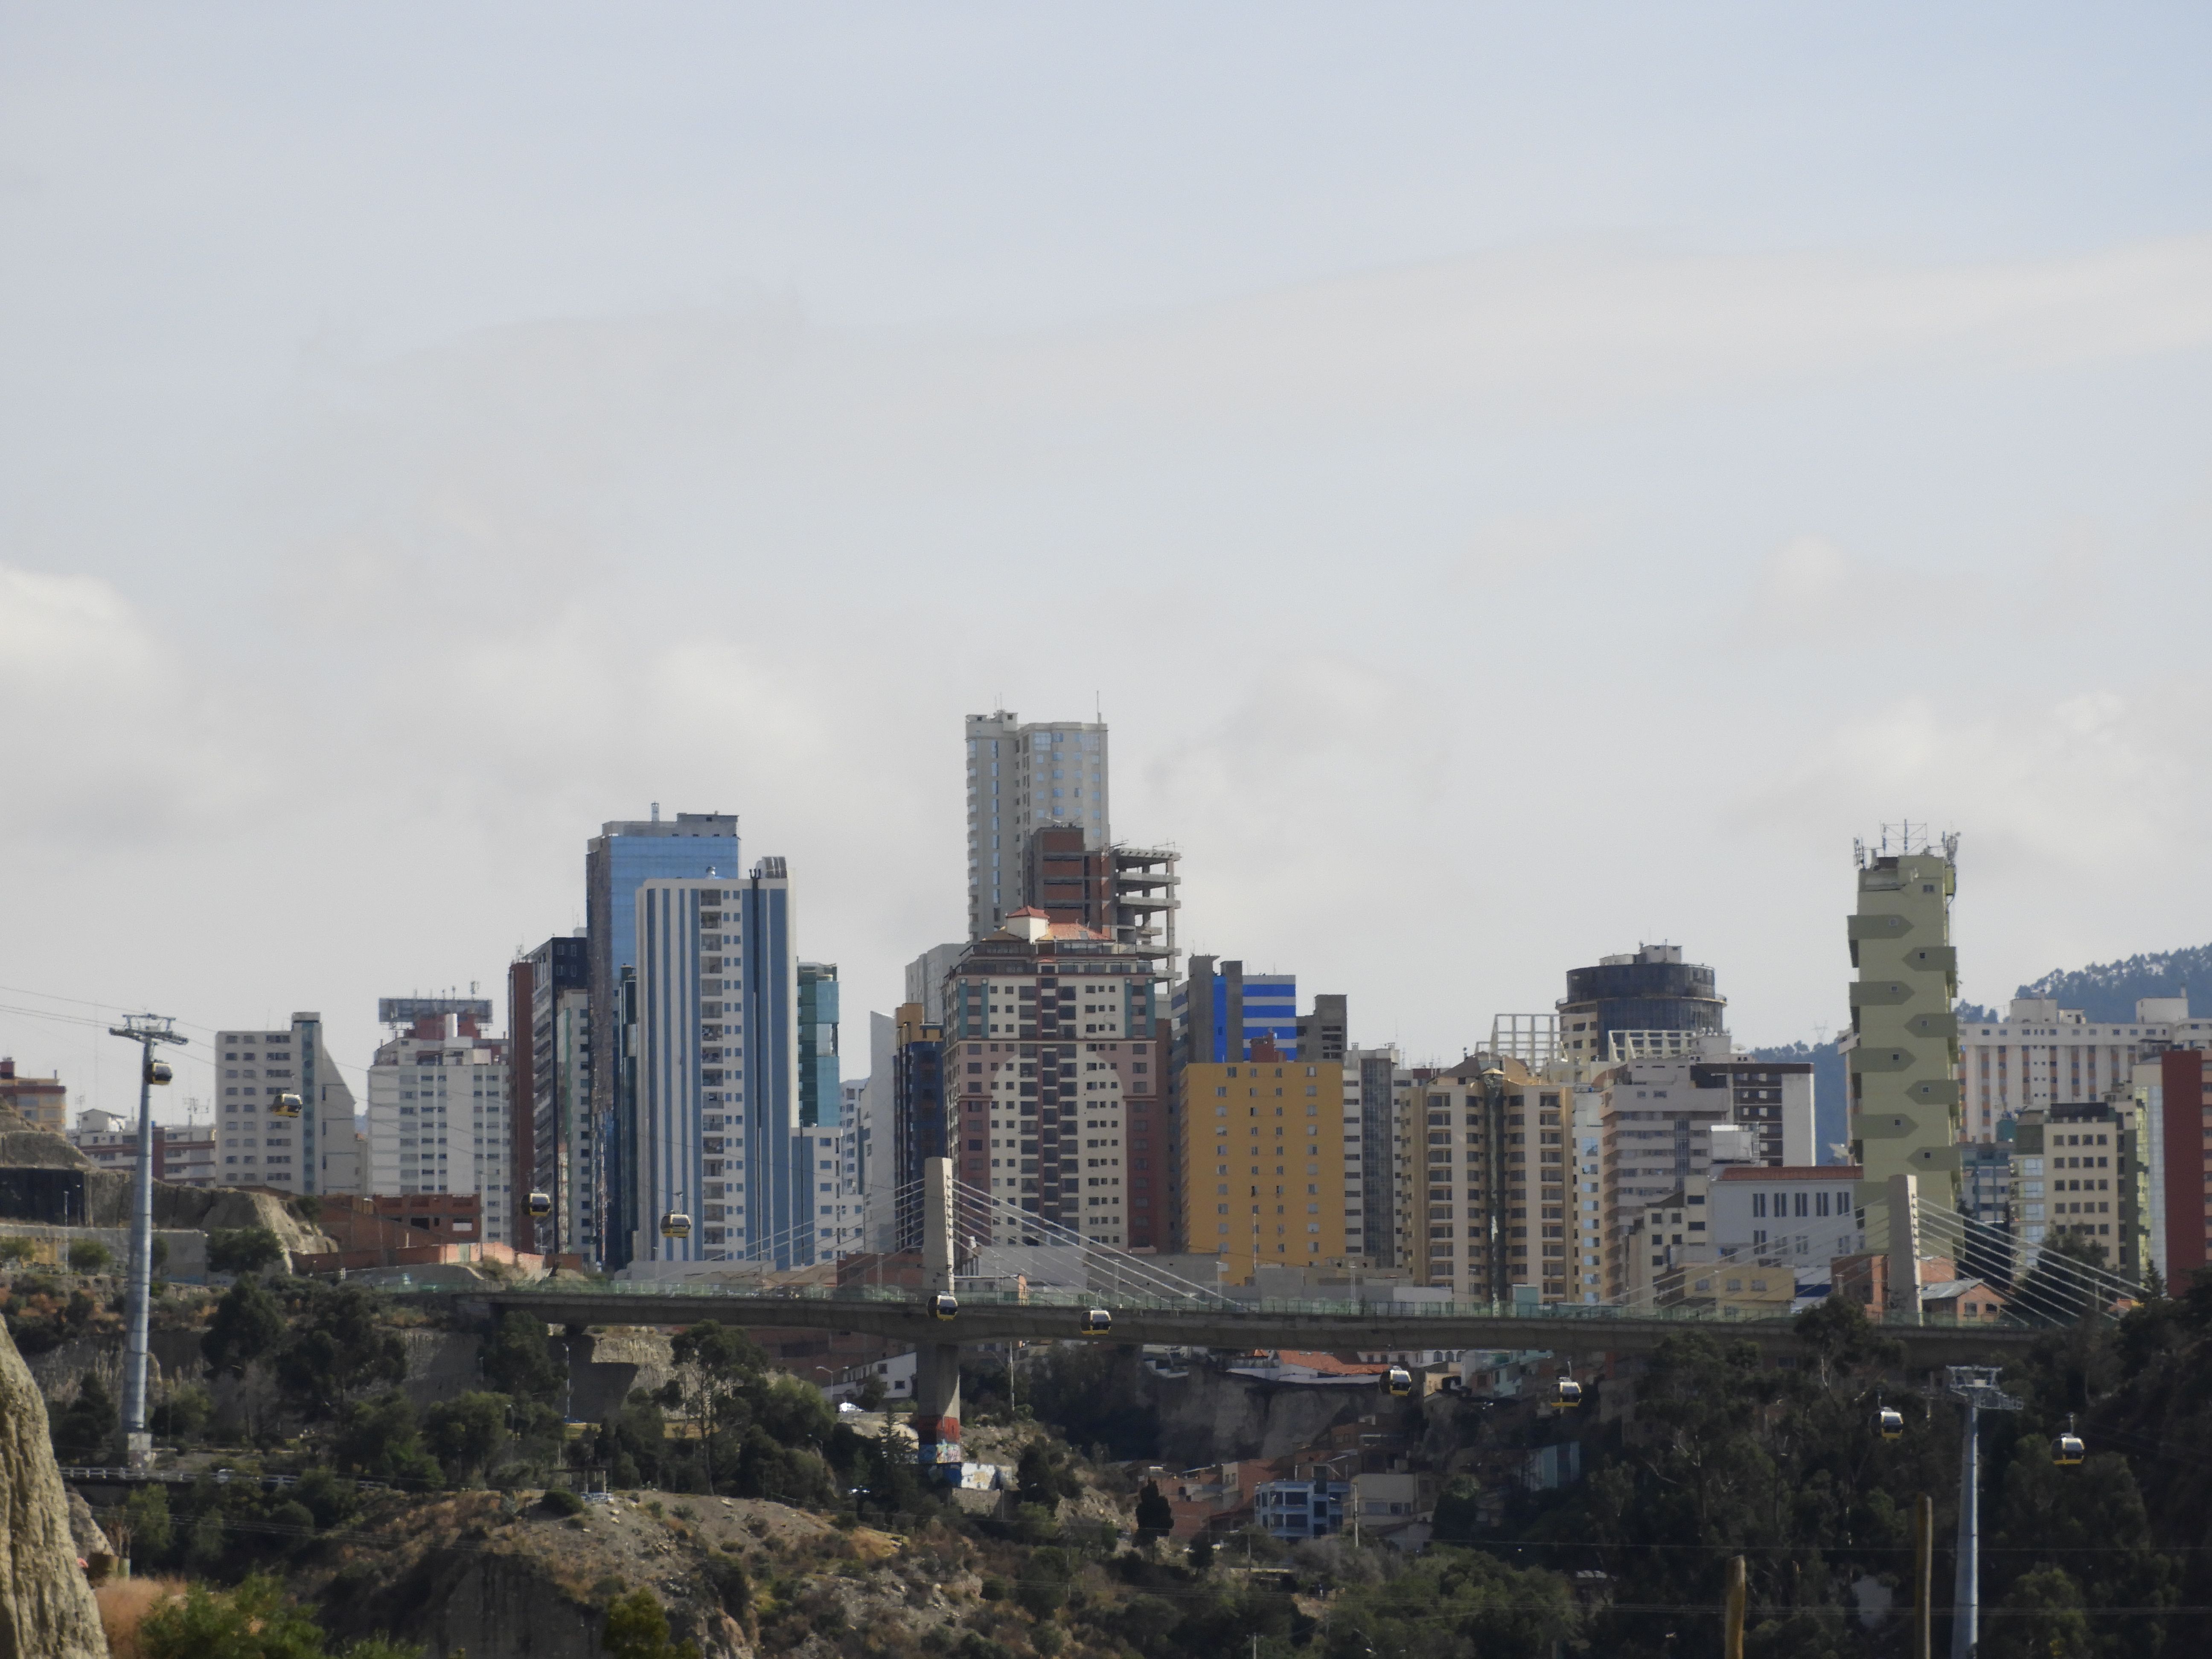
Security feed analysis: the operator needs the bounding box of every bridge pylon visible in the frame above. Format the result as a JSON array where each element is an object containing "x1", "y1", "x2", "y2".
[{"x1": 914, "y1": 1157, "x2": 964, "y2": 1480}]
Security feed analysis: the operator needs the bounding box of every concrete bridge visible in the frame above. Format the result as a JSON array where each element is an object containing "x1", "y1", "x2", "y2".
[{"x1": 402, "y1": 1278, "x2": 2039, "y2": 1368}]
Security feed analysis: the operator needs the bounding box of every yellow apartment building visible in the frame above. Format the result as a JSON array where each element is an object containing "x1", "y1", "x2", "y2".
[{"x1": 1179, "y1": 1050, "x2": 1347, "y2": 1282}]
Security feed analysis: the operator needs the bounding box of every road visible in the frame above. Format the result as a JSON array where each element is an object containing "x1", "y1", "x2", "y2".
[{"x1": 395, "y1": 1285, "x2": 2040, "y2": 1365}]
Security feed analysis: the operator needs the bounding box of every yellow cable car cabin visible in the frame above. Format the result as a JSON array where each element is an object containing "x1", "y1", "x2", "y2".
[
  {"x1": 929, "y1": 1293, "x2": 959, "y2": 1321},
  {"x1": 526, "y1": 1191, "x2": 553, "y2": 1219},
  {"x1": 2053, "y1": 1419, "x2": 2086, "y2": 1466},
  {"x1": 1878, "y1": 1407, "x2": 1904, "y2": 1441},
  {"x1": 1384, "y1": 1365, "x2": 1414, "y2": 1397},
  {"x1": 1080, "y1": 1308, "x2": 1113, "y2": 1335},
  {"x1": 271, "y1": 1092, "x2": 303, "y2": 1118},
  {"x1": 659, "y1": 1210, "x2": 692, "y2": 1240},
  {"x1": 1554, "y1": 1377, "x2": 1583, "y2": 1409},
  {"x1": 145, "y1": 1060, "x2": 174, "y2": 1086}
]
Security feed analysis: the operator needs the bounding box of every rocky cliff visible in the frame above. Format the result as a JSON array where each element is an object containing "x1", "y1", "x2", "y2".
[{"x1": 0, "y1": 1313, "x2": 108, "y2": 1657}]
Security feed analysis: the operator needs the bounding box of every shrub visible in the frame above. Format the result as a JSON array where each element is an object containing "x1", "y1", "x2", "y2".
[
  {"x1": 208, "y1": 1227, "x2": 286, "y2": 1278},
  {"x1": 701, "y1": 1554, "x2": 752, "y2": 1620},
  {"x1": 0, "y1": 1236, "x2": 35, "y2": 1265},
  {"x1": 540, "y1": 1486, "x2": 586, "y2": 1517},
  {"x1": 602, "y1": 1587, "x2": 701, "y2": 1659},
  {"x1": 68, "y1": 1240, "x2": 114, "y2": 1274}
]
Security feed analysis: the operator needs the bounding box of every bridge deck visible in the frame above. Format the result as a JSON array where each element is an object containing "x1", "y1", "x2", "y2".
[{"x1": 395, "y1": 1284, "x2": 2039, "y2": 1365}]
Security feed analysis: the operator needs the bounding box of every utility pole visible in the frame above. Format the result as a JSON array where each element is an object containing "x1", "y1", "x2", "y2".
[
  {"x1": 1722, "y1": 1555, "x2": 1746, "y2": 1659},
  {"x1": 1947, "y1": 1366, "x2": 2020, "y2": 1659},
  {"x1": 109, "y1": 1013, "x2": 186, "y2": 1467},
  {"x1": 1914, "y1": 1493, "x2": 1933, "y2": 1659}
]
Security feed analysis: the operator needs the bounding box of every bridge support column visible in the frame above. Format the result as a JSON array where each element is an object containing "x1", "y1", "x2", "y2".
[
  {"x1": 914, "y1": 1157, "x2": 963, "y2": 1481},
  {"x1": 1887, "y1": 1172, "x2": 1922, "y2": 1327}
]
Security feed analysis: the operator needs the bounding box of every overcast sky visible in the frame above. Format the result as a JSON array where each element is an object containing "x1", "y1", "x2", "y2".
[{"x1": 4, "y1": 5, "x2": 2212, "y2": 1121}]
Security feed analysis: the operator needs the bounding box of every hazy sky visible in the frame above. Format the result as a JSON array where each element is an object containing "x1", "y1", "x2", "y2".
[{"x1": 5, "y1": 5, "x2": 2212, "y2": 1120}]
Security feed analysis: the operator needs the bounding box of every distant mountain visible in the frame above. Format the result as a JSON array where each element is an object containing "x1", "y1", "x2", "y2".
[{"x1": 1956, "y1": 942, "x2": 2212, "y2": 1025}]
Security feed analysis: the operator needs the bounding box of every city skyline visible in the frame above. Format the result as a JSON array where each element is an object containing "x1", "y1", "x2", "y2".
[{"x1": 6, "y1": 11, "x2": 2212, "y2": 1125}]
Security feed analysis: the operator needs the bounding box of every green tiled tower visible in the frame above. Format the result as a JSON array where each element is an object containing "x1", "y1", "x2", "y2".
[{"x1": 1847, "y1": 829, "x2": 1962, "y2": 1208}]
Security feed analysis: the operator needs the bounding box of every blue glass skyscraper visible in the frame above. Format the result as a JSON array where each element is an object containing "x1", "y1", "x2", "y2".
[{"x1": 587, "y1": 808, "x2": 739, "y2": 1270}]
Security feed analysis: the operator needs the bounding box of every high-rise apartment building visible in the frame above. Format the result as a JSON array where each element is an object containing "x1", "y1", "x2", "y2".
[
  {"x1": 904, "y1": 943, "x2": 965, "y2": 1027},
  {"x1": 931, "y1": 909, "x2": 1170, "y2": 1249},
  {"x1": 0, "y1": 1059, "x2": 67, "y2": 1131},
  {"x1": 1176, "y1": 959, "x2": 1301, "y2": 1064},
  {"x1": 1018, "y1": 827, "x2": 1181, "y2": 972},
  {"x1": 797, "y1": 1123, "x2": 862, "y2": 1254},
  {"x1": 629, "y1": 860, "x2": 805, "y2": 1267},
  {"x1": 516, "y1": 935, "x2": 593, "y2": 1260},
  {"x1": 2008, "y1": 1097, "x2": 2146, "y2": 1280},
  {"x1": 212, "y1": 1013, "x2": 359, "y2": 1196},
  {"x1": 1178, "y1": 1045, "x2": 1348, "y2": 1281},
  {"x1": 1385, "y1": 1059, "x2": 1570, "y2": 1302},
  {"x1": 1598, "y1": 1058, "x2": 1745, "y2": 1300},
  {"x1": 965, "y1": 712, "x2": 1110, "y2": 937},
  {"x1": 1296, "y1": 995, "x2": 1348, "y2": 1065},
  {"x1": 1341, "y1": 1039, "x2": 1393, "y2": 1264},
  {"x1": 69, "y1": 1111, "x2": 217, "y2": 1187},
  {"x1": 1557, "y1": 945, "x2": 1726, "y2": 1066},
  {"x1": 799, "y1": 963, "x2": 840, "y2": 1128},
  {"x1": 890, "y1": 1003, "x2": 946, "y2": 1208},
  {"x1": 2150, "y1": 1049, "x2": 2212, "y2": 1286},
  {"x1": 586, "y1": 808, "x2": 740, "y2": 1271},
  {"x1": 1843, "y1": 830, "x2": 1962, "y2": 1206},
  {"x1": 1959, "y1": 996, "x2": 2212, "y2": 1143},
  {"x1": 365, "y1": 999, "x2": 514, "y2": 1240}
]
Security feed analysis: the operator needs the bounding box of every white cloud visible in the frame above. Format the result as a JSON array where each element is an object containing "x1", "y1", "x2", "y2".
[{"x1": 0, "y1": 565, "x2": 259, "y2": 842}]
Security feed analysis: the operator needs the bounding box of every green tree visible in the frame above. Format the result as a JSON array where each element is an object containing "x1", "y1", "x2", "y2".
[
  {"x1": 333, "y1": 1390, "x2": 442, "y2": 1487},
  {"x1": 1985, "y1": 1563, "x2": 2092, "y2": 1659},
  {"x1": 602, "y1": 1587, "x2": 701, "y2": 1659},
  {"x1": 137, "y1": 1573, "x2": 424, "y2": 1659},
  {"x1": 1014, "y1": 1545, "x2": 1073, "y2": 1617},
  {"x1": 592, "y1": 1391, "x2": 669, "y2": 1489},
  {"x1": 202, "y1": 1272, "x2": 287, "y2": 1377},
  {"x1": 481, "y1": 1310, "x2": 565, "y2": 1403},
  {"x1": 67, "y1": 1240, "x2": 112, "y2": 1273},
  {"x1": 152, "y1": 1381, "x2": 213, "y2": 1441},
  {"x1": 140, "y1": 1575, "x2": 325, "y2": 1659},
  {"x1": 1133, "y1": 1479, "x2": 1173, "y2": 1546},
  {"x1": 49, "y1": 1372, "x2": 119, "y2": 1461},
  {"x1": 209, "y1": 1225, "x2": 287, "y2": 1277},
  {"x1": 274, "y1": 1282, "x2": 407, "y2": 1418},
  {"x1": 1016, "y1": 1440, "x2": 1082, "y2": 1507},
  {"x1": 122, "y1": 1481, "x2": 173, "y2": 1560},
  {"x1": 659, "y1": 1321, "x2": 835, "y2": 1501},
  {"x1": 1322, "y1": 1548, "x2": 1577, "y2": 1659},
  {"x1": 424, "y1": 1391, "x2": 511, "y2": 1486},
  {"x1": 1186, "y1": 1534, "x2": 1214, "y2": 1572}
]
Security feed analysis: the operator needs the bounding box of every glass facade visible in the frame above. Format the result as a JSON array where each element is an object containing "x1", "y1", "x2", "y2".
[{"x1": 798, "y1": 962, "x2": 841, "y2": 1128}]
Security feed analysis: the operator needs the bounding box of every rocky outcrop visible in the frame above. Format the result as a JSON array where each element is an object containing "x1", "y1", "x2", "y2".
[
  {"x1": 62, "y1": 1493, "x2": 112, "y2": 1565},
  {"x1": 0, "y1": 1310, "x2": 108, "y2": 1657},
  {"x1": 0, "y1": 1103, "x2": 92, "y2": 1170},
  {"x1": 1143, "y1": 1357, "x2": 1379, "y2": 1465}
]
